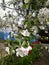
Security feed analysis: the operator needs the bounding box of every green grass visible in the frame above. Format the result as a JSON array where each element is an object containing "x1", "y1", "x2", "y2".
[
  {"x1": 0, "y1": 54, "x2": 35, "y2": 65},
  {"x1": 0, "y1": 40, "x2": 6, "y2": 43}
]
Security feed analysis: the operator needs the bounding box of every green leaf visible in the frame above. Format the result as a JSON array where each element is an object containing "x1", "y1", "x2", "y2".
[
  {"x1": 24, "y1": 36, "x2": 30, "y2": 41},
  {"x1": 22, "y1": 4, "x2": 27, "y2": 9},
  {"x1": 15, "y1": 38, "x2": 21, "y2": 44},
  {"x1": 7, "y1": 39, "x2": 11, "y2": 44},
  {"x1": 47, "y1": 18, "x2": 49, "y2": 22},
  {"x1": 22, "y1": 41, "x2": 28, "y2": 48},
  {"x1": 33, "y1": 18, "x2": 39, "y2": 24}
]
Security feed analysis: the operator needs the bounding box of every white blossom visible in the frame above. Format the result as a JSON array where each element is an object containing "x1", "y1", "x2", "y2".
[
  {"x1": 38, "y1": 7, "x2": 49, "y2": 23},
  {"x1": 31, "y1": 26, "x2": 38, "y2": 35},
  {"x1": 16, "y1": 46, "x2": 32, "y2": 57},
  {"x1": 26, "y1": 46, "x2": 32, "y2": 51},
  {"x1": 24, "y1": 0, "x2": 29, "y2": 3},
  {"x1": 18, "y1": 21, "x2": 23, "y2": 26},
  {"x1": 39, "y1": 26, "x2": 45, "y2": 30},
  {"x1": 11, "y1": 31, "x2": 14, "y2": 37},
  {"x1": 47, "y1": 22, "x2": 49, "y2": 25},
  {"x1": 32, "y1": 12, "x2": 36, "y2": 17},
  {"x1": 12, "y1": 50, "x2": 15, "y2": 54},
  {"x1": 10, "y1": 0, "x2": 17, "y2": 3},
  {"x1": 45, "y1": 46, "x2": 48, "y2": 50},
  {"x1": 13, "y1": 27, "x2": 18, "y2": 32},
  {"x1": 16, "y1": 47, "x2": 27, "y2": 57},
  {"x1": 0, "y1": 0, "x2": 2, "y2": 3},
  {"x1": 18, "y1": 17, "x2": 24, "y2": 26},
  {"x1": 5, "y1": 47, "x2": 10, "y2": 54},
  {"x1": 0, "y1": 8, "x2": 6, "y2": 18},
  {"x1": 5, "y1": 0, "x2": 10, "y2": 2},
  {"x1": 21, "y1": 29, "x2": 30, "y2": 36},
  {"x1": 19, "y1": 2, "x2": 23, "y2": 7},
  {"x1": 5, "y1": 47, "x2": 15, "y2": 54}
]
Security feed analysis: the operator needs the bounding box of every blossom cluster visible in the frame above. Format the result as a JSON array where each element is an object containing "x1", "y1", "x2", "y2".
[
  {"x1": 38, "y1": 7, "x2": 49, "y2": 23},
  {"x1": 5, "y1": 43, "x2": 32, "y2": 57}
]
